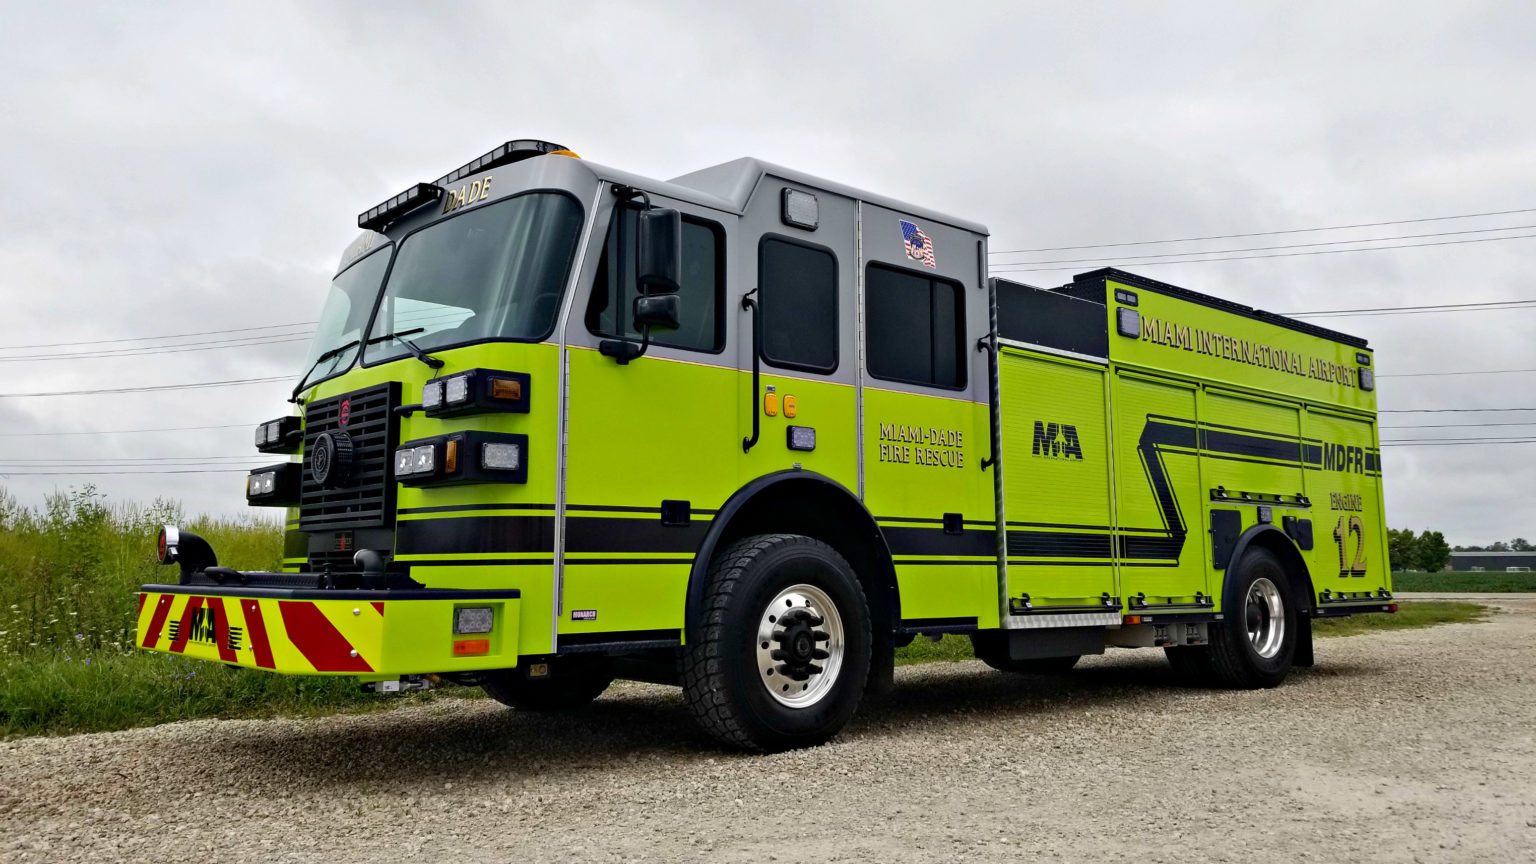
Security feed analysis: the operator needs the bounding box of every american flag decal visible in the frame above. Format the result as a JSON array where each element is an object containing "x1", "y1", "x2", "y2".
[{"x1": 899, "y1": 220, "x2": 936, "y2": 268}]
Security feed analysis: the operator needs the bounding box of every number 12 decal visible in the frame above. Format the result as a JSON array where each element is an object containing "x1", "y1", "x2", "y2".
[{"x1": 1333, "y1": 515, "x2": 1367, "y2": 577}]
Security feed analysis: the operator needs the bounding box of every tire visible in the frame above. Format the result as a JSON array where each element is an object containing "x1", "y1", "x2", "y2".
[
  {"x1": 480, "y1": 656, "x2": 613, "y2": 712},
  {"x1": 968, "y1": 633, "x2": 1080, "y2": 674},
  {"x1": 681, "y1": 534, "x2": 871, "y2": 752},
  {"x1": 1201, "y1": 546, "x2": 1297, "y2": 688}
]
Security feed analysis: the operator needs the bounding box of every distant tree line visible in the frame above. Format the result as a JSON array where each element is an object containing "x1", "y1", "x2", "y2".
[
  {"x1": 1452, "y1": 538, "x2": 1533, "y2": 552},
  {"x1": 1388, "y1": 528, "x2": 1451, "y2": 572}
]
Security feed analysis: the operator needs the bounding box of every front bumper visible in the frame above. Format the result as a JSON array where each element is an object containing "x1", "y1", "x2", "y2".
[{"x1": 136, "y1": 584, "x2": 521, "y2": 675}]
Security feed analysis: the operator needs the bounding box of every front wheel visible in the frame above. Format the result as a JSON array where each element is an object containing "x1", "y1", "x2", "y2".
[{"x1": 681, "y1": 534, "x2": 871, "y2": 752}]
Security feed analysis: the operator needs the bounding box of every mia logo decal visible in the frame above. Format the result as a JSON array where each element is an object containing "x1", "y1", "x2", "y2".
[
  {"x1": 899, "y1": 220, "x2": 936, "y2": 268},
  {"x1": 187, "y1": 605, "x2": 219, "y2": 644},
  {"x1": 1031, "y1": 421, "x2": 1084, "y2": 460}
]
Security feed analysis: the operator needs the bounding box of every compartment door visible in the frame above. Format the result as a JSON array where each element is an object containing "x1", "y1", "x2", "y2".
[
  {"x1": 1000, "y1": 351, "x2": 1116, "y2": 614},
  {"x1": 1111, "y1": 372, "x2": 1209, "y2": 608}
]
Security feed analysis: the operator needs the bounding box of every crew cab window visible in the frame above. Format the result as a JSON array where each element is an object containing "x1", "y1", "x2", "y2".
[
  {"x1": 867, "y1": 264, "x2": 966, "y2": 389},
  {"x1": 586, "y1": 208, "x2": 725, "y2": 352},
  {"x1": 759, "y1": 237, "x2": 837, "y2": 372}
]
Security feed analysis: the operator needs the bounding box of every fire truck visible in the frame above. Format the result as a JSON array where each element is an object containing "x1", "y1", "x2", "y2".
[{"x1": 138, "y1": 140, "x2": 1393, "y2": 751}]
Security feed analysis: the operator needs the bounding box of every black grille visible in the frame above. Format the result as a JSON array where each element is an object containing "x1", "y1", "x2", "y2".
[{"x1": 299, "y1": 382, "x2": 400, "y2": 532}]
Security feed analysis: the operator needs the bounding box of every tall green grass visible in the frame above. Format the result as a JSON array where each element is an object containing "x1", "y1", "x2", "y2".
[
  {"x1": 1392, "y1": 570, "x2": 1536, "y2": 593},
  {"x1": 0, "y1": 485, "x2": 396, "y2": 737}
]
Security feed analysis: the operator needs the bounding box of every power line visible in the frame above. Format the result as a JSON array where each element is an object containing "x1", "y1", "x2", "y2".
[
  {"x1": 0, "y1": 423, "x2": 256, "y2": 437},
  {"x1": 987, "y1": 206, "x2": 1536, "y2": 255},
  {"x1": 1282, "y1": 298, "x2": 1536, "y2": 317},
  {"x1": 990, "y1": 223, "x2": 1536, "y2": 266},
  {"x1": 0, "y1": 456, "x2": 263, "y2": 464},
  {"x1": 988, "y1": 231, "x2": 1536, "y2": 274},
  {"x1": 0, "y1": 321, "x2": 316, "y2": 352},
  {"x1": 1378, "y1": 368, "x2": 1536, "y2": 379},
  {"x1": 1380, "y1": 438, "x2": 1536, "y2": 446},
  {"x1": 0, "y1": 335, "x2": 311, "y2": 363},
  {"x1": 1381, "y1": 421, "x2": 1536, "y2": 429},
  {"x1": 1379, "y1": 407, "x2": 1536, "y2": 413},
  {"x1": 0, "y1": 376, "x2": 289, "y2": 398}
]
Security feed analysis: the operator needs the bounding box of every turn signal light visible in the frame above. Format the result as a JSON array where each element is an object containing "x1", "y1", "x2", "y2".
[{"x1": 491, "y1": 377, "x2": 522, "y2": 401}]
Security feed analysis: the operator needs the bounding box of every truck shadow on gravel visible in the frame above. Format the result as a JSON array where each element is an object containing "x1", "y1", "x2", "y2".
[{"x1": 207, "y1": 656, "x2": 1384, "y2": 787}]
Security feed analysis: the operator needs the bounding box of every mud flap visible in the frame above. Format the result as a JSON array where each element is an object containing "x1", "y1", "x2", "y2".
[{"x1": 1293, "y1": 611, "x2": 1315, "y2": 668}]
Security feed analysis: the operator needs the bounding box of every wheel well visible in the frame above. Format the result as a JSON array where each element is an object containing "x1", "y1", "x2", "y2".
[
  {"x1": 1232, "y1": 525, "x2": 1315, "y2": 613},
  {"x1": 687, "y1": 472, "x2": 899, "y2": 636}
]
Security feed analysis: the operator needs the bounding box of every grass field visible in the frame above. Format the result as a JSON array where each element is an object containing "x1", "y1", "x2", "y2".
[{"x1": 1392, "y1": 570, "x2": 1536, "y2": 593}]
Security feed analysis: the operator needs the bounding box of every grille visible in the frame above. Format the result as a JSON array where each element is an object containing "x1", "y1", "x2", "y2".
[{"x1": 299, "y1": 382, "x2": 400, "y2": 532}]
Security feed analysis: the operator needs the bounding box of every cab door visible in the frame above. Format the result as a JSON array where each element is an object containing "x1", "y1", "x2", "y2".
[
  {"x1": 560, "y1": 192, "x2": 737, "y2": 642},
  {"x1": 856, "y1": 204, "x2": 996, "y2": 628}
]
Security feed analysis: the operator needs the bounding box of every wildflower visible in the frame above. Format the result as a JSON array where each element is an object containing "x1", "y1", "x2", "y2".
[
  {"x1": 75, "y1": 633, "x2": 84, "y2": 641},
  {"x1": 64, "y1": 657, "x2": 70, "y2": 662},
  {"x1": 84, "y1": 659, "x2": 91, "y2": 665}
]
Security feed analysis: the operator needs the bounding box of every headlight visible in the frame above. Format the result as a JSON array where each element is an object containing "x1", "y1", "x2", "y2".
[
  {"x1": 445, "y1": 375, "x2": 470, "y2": 405},
  {"x1": 410, "y1": 444, "x2": 436, "y2": 474},
  {"x1": 394, "y1": 448, "x2": 415, "y2": 476},
  {"x1": 422, "y1": 379, "x2": 444, "y2": 410},
  {"x1": 255, "y1": 416, "x2": 301, "y2": 454},
  {"x1": 245, "y1": 463, "x2": 300, "y2": 507}
]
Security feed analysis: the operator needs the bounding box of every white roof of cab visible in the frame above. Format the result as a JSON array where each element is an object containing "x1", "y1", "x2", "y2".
[{"x1": 667, "y1": 157, "x2": 989, "y2": 236}]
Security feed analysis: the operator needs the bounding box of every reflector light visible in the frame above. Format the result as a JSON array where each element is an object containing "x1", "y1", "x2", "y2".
[
  {"x1": 481, "y1": 442, "x2": 521, "y2": 471},
  {"x1": 445, "y1": 375, "x2": 470, "y2": 404},
  {"x1": 358, "y1": 182, "x2": 443, "y2": 231},
  {"x1": 422, "y1": 379, "x2": 444, "y2": 409},
  {"x1": 783, "y1": 395, "x2": 798, "y2": 418},
  {"x1": 445, "y1": 439, "x2": 458, "y2": 473},
  {"x1": 454, "y1": 606, "x2": 494, "y2": 635},
  {"x1": 763, "y1": 392, "x2": 779, "y2": 417},
  {"x1": 452, "y1": 639, "x2": 490, "y2": 656}
]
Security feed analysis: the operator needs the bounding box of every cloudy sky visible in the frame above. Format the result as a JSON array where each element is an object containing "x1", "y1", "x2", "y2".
[{"x1": 1, "y1": 1, "x2": 1531, "y2": 545}]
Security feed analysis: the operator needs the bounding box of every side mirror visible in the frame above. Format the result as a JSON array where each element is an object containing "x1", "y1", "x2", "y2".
[
  {"x1": 633, "y1": 293, "x2": 680, "y2": 332},
  {"x1": 637, "y1": 208, "x2": 682, "y2": 294}
]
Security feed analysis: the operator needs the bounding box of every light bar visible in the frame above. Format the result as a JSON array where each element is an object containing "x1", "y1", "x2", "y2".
[
  {"x1": 358, "y1": 182, "x2": 443, "y2": 231},
  {"x1": 420, "y1": 369, "x2": 531, "y2": 418},
  {"x1": 434, "y1": 140, "x2": 570, "y2": 187},
  {"x1": 395, "y1": 431, "x2": 528, "y2": 486},
  {"x1": 246, "y1": 462, "x2": 301, "y2": 507}
]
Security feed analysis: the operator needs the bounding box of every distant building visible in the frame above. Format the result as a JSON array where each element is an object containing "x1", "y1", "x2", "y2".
[{"x1": 1450, "y1": 551, "x2": 1536, "y2": 572}]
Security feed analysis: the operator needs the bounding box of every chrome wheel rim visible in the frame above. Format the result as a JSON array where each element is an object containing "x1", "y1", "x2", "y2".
[
  {"x1": 1245, "y1": 577, "x2": 1285, "y2": 659},
  {"x1": 755, "y1": 583, "x2": 845, "y2": 708}
]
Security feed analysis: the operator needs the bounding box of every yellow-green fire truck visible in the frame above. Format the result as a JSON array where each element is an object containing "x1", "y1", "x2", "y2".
[{"x1": 138, "y1": 140, "x2": 1392, "y2": 751}]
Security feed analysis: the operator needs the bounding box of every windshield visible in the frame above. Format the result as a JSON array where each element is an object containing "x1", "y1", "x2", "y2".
[
  {"x1": 363, "y1": 191, "x2": 584, "y2": 363},
  {"x1": 300, "y1": 245, "x2": 392, "y2": 383}
]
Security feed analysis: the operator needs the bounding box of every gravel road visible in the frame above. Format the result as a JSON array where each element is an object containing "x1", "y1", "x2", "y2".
[{"x1": 3, "y1": 598, "x2": 1534, "y2": 863}]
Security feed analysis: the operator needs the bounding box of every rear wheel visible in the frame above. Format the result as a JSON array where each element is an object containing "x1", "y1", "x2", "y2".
[
  {"x1": 481, "y1": 656, "x2": 613, "y2": 712},
  {"x1": 681, "y1": 534, "x2": 871, "y2": 752},
  {"x1": 1171, "y1": 547, "x2": 1296, "y2": 688}
]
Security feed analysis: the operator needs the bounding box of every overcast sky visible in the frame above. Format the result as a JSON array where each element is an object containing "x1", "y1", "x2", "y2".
[{"x1": 1, "y1": 1, "x2": 1531, "y2": 545}]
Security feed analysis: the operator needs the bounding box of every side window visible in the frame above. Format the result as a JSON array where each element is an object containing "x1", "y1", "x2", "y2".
[
  {"x1": 586, "y1": 208, "x2": 724, "y2": 352},
  {"x1": 759, "y1": 237, "x2": 837, "y2": 372},
  {"x1": 867, "y1": 263, "x2": 966, "y2": 389}
]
